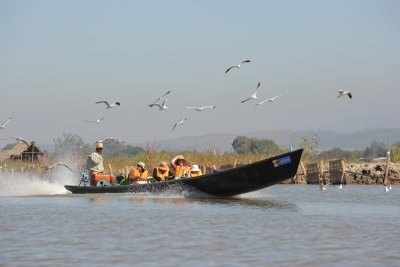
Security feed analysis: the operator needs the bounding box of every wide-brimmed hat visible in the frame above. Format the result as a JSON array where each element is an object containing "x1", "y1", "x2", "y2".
[
  {"x1": 96, "y1": 142, "x2": 104, "y2": 149},
  {"x1": 158, "y1": 161, "x2": 169, "y2": 171},
  {"x1": 137, "y1": 161, "x2": 146, "y2": 169},
  {"x1": 190, "y1": 164, "x2": 201, "y2": 172},
  {"x1": 174, "y1": 155, "x2": 189, "y2": 165}
]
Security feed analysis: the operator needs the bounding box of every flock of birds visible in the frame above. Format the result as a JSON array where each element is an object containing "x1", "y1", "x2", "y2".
[
  {"x1": 1, "y1": 59, "x2": 355, "y2": 174},
  {"x1": 81, "y1": 59, "x2": 353, "y2": 133}
]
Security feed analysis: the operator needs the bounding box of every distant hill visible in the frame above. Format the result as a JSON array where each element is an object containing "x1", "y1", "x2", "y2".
[
  {"x1": 148, "y1": 128, "x2": 400, "y2": 152},
  {"x1": 19, "y1": 128, "x2": 400, "y2": 154}
]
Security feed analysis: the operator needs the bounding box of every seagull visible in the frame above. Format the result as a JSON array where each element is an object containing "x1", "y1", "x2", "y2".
[
  {"x1": 337, "y1": 90, "x2": 352, "y2": 99},
  {"x1": 384, "y1": 185, "x2": 390, "y2": 192},
  {"x1": 12, "y1": 137, "x2": 30, "y2": 147},
  {"x1": 85, "y1": 117, "x2": 105, "y2": 124},
  {"x1": 95, "y1": 101, "x2": 121, "y2": 109},
  {"x1": 256, "y1": 95, "x2": 283, "y2": 106},
  {"x1": 47, "y1": 162, "x2": 73, "y2": 172},
  {"x1": 148, "y1": 90, "x2": 171, "y2": 107},
  {"x1": 241, "y1": 82, "x2": 261, "y2": 103},
  {"x1": 150, "y1": 98, "x2": 169, "y2": 111},
  {"x1": 0, "y1": 117, "x2": 12, "y2": 129},
  {"x1": 185, "y1": 106, "x2": 216, "y2": 112},
  {"x1": 172, "y1": 117, "x2": 186, "y2": 132},
  {"x1": 319, "y1": 183, "x2": 330, "y2": 191},
  {"x1": 96, "y1": 137, "x2": 124, "y2": 143},
  {"x1": 337, "y1": 184, "x2": 343, "y2": 189},
  {"x1": 225, "y1": 60, "x2": 251, "y2": 73}
]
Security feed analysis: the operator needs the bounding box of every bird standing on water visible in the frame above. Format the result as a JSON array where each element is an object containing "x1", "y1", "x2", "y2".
[{"x1": 225, "y1": 60, "x2": 251, "y2": 73}]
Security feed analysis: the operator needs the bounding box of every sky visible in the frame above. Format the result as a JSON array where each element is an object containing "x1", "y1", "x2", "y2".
[{"x1": 1, "y1": 0, "x2": 399, "y2": 147}]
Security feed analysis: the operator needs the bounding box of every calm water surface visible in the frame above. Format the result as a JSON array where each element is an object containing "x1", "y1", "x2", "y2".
[{"x1": 1, "y1": 182, "x2": 399, "y2": 267}]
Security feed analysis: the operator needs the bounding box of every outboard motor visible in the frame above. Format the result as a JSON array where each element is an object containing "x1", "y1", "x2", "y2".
[{"x1": 79, "y1": 171, "x2": 90, "y2": 186}]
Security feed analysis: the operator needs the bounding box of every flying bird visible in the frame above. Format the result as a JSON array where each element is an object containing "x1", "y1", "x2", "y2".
[
  {"x1": 337, "y1": 90, "x2": 352, "y2": 99},
  {"x1": 149, "y1": 98, "x2": 169, "y2": 111},
  {"x1": 185, "y1": 106, "x2": 216, "y2": 112},
  {"x1": 0, "y1": 117, "x2": 12, "y2": 129},
  {"x1": 12, "y1": 137, "x2": 30, "y2": 147},
  {"x1": 225, "y1": 60, "x2": 251, "y2": 73},
  {"x1": 319, "y1": 183, "x2": 330, "y2": 191},
  {"x1": 95, "y1": 101, "x2": 121, "y2": 109},
  {"x1": 96, "y1": 137, "x2": 124, "y2": 143},
  {"x1": 172, "y1": 117, "x2": 187, "y2": 132},
  {"x1": 256, "y1": 95, "x2": 283, "y2": 106},
  {"x1": 241, "y1": 82, "x2": 261, "y2": 103},
  {"x1": 148, "y1": 90, "x2": 171, "y2": 107},
  {"x1": 47, "y1": 162, "x2": 73, "y2": 172},
  {"x1": 85, "y1": 117, "x2": 105, "y2": 124}
]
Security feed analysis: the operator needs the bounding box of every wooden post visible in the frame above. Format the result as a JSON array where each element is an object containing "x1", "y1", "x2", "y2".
[
  {"x1": 233, "y1": 159, "x2": 237, "y2": 168},
  {"x1": 340, "y1": 159, "x2": 346, "y2": 185},
  {"x1": 202, "y1": 165, "x2": 206, "y2": 175},
  {"x1": 384, "y1": 147, "x2": 390, "y2": 186}
]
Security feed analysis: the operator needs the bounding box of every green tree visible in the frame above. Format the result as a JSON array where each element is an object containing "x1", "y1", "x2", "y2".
[
  {"x1": 53, "y1": 133, "x2": 92, "y2": 160},
  {"x1": 363, "y1": 141, "x2": 387, "y2": 160},
  {"x1": 232, "y1": 136, "x2": 280, "y2": 155}
]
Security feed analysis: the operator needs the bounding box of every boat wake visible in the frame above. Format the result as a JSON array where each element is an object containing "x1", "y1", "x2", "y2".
[{"x1": 0, "y1": 169, "x2": 80, "y2": 197}]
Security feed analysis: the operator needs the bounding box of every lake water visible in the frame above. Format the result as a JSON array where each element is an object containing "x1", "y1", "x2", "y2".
[{"x1": 0, "y1": 172, "x2": 399, "y2": 267}]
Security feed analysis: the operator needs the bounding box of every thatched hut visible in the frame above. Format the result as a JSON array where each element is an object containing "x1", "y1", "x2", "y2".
[{"x1": 0, "y1": 141, "x2": 44, "y2": 162}]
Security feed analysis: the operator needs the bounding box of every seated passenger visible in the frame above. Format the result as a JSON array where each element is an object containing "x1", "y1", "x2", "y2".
[
  {"x1": 189, "y1": 164, "x2": 203, "y2": 177},
  {"x1": 128, "y1": 161, "x2": 148, "y2": 183},
  {"x1": 171, "y1": 155, "x2": 190, "y2": 179},
  {"x1": 153, "y1": 161, "x2": 172, "y2": 182}
]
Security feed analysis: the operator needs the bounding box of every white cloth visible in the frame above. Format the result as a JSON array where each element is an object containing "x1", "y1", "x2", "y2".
[{"x1": 86, "y1": 152, "x2": 104, "y2": 172}]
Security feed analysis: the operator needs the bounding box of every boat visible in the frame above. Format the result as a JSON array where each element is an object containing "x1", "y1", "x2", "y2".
[{"x1": 65, "y1": 149, "x2": 303, "y2": 197}]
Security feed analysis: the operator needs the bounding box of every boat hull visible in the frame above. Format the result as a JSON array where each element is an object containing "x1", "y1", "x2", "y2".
[{"x1": 65, "y1": 149, "x2": 303, "y2": 197}]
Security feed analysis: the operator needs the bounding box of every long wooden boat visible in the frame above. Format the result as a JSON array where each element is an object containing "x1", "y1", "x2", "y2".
[{"x1": 65, "y1": 149, "x2": 303, "y2": 197}]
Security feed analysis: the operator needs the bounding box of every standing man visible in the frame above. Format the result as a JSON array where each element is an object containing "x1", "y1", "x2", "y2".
[{"x1": 86, "y1": 142, "x2": 104, "y2": 177}]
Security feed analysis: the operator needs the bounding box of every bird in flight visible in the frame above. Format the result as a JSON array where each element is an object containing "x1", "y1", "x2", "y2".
[
  {"x1": 0, "y1": 117, "x2": 12, "y2": 129},
  {"x1": 96, "y1": 137, "x2": 124, "y2": 143},
  {"x1": 241, "y1": 82, "x2": 261, "y2": 103},
  {"x1": 85, "y1": 117, "x2": 105, "y2": 124},
  {"x1": 12, "y1": 137, "x2": 30, "y2": 147},
  {"x1": 148, "y1": 90, "x2": 171, "y2": 107},
  {"x1": 225, "y1": 60, "x2": 251, "y2": 73},
  {"x1": 337, "y1": 90, "x2": 352, "y2": 99},
  {"x1": 46, "y1": 162, "x2": 74, "y2": 172},
  {"x1": 95, "y1": 101, "x2": 121, "y2": 109},
  {"x1": 185, "y1": 106, "x2": 216, "y2": 112},
  {"x1": 149, "y1": 98, "x2": 169, "y2": 111},
  {"x1": 319, "y1": 183, "x2": 330, "y2": 191},
  {"x1": 172, "y1": 117, "x2": 187, "y2": 132},
  {"x1": 256, "y1": 95, "x2": 283, "y2": 106}
]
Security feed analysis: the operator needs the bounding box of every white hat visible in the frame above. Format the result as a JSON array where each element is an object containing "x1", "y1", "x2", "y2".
[
  {"x1": 137, "y1": 161, "x2": 146, "y2": 169},
  {"x1": 190, "y1": 164, "x2": 200, "y2": 172}
]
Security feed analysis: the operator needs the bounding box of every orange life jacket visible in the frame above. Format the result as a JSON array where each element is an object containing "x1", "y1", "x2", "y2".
[
  {"x1": 189, "y1": 170, "x2": 203, "y2": 177},
  {"x1": 128, "y1": 168, "x2": 148, "y2": 181},
  {"x1": 174, "y1": 165, "x2": 191, "y2": 178},
  {"x1": 155, "y1": 168, "x2": 170, "y2": 182}
]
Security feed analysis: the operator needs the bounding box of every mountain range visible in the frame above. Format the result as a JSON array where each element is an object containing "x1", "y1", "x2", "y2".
[{"x1": 142, "y1": 128, "x2": 400, "y2": 153}]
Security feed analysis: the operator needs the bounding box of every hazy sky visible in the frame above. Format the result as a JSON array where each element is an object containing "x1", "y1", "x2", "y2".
[{"x1": 1, "y1": 0, "x2": 399, "y2": 146}]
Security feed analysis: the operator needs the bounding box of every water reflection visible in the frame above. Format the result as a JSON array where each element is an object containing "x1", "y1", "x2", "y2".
[
  {"x1": 85, "y1": 194, "x2": 296, "y2": 210},
  {"x1": 190, "y1": 197, "x2": 297, "y2": 210}
]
